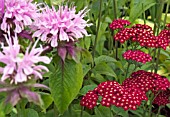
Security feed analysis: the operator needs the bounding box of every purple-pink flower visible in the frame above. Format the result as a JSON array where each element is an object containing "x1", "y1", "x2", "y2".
[
  {"x1": 1, "y1": 0, "x2": 37, "y2": 33},
  {"x1": 32, "y1": 5, "x2": 92, "y2": 47},
  {"x1": 0, "y1": 31, "x2": 51, "y2": 84}
]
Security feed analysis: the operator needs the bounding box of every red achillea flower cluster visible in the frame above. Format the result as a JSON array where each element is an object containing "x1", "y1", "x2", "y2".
[
  {"x1": 80, "y1": 81, "x2": 148, "y2": 111},
  {"x1": 131, "y1": 24, "x2": 156, "y2": 47},
  {"x1": 80, "y1": 90, "x2": 98, "y2": 109},
  {"x1": 123, "y1": 50, "x2": 152, "y2": 64},
  {"x1": 122, "y1": 70, "x2": 170, "y2": 93},
  {"x1": 110, "y1": 19, "x2": 131, "y2": 30},
  {"x1": 114, "y1": 28, "x2": 134, "y2": 43},
  {"x1": 153, "y1": 90, "x2": 170, "y2": 106},
  {"x1": 114, "y1": 24, "x2": 154, "y2": 45},
  {"x1": 157, "y1": 29, "x2": 170, "y2": 50},
  {"x1": 114, "y1": 23, "x2": 170, "y2": 50}
]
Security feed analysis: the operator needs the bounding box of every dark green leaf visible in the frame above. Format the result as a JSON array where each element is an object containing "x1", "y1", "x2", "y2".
[
  {"x1": 79, "y1": 85, "x2": 97, "y2": 95},
  {"x1": 94, "y1": 106, "x2": 113, "y2": 117},
  {"x1": 25, "y1": 109, "x2": 39, "y2": 117},
  {"x1": 129, "y1": 0, "x2": 156, "y2": 23},
  {"x1": 111, "y1": 106, "x2": 128, "y2": 117},
  {"x1": 40, "y1": 93, "x2": 53, "y2": 112}
]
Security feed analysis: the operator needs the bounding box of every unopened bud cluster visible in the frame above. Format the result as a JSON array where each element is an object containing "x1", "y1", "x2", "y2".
[{"x1": 123, "y1": 50, "x2": 152, "y2": 64}]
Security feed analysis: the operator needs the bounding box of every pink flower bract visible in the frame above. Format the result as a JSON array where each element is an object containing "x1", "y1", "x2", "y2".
[{"x1": 32, "y1": 5, "x2": 92, "y2": 47}]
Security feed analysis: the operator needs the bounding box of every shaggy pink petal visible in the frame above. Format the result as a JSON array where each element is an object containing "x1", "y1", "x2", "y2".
[
  {"x1": 33, "y1": 65, "x2": 49, "y2": 72},
  {"x1": 32, "y1": 5, "x2": 91, "y2": 47},
  {"x1": 23, "y1": 66, "x2": 33, "y2": 75},
  {"x1": 0, "y1": 33, "x2": 51, "y2": 84},
  {"x1": 1, "y1": 0, "x2": 37, "y2": 33},
  {"x1": 32, "y1": 71, "x2": 43, "y2": 79}
]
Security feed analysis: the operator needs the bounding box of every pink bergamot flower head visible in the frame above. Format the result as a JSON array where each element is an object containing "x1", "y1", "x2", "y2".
[
  {"x1": 32, "y1": 5, "x2": 92, "y2": 47},
  {"x1": 1, "y1": 0, "x2": 37, "y2": 33},
  {"x1": 0, "y1": 31, "x2": 51, "y2": 84}
]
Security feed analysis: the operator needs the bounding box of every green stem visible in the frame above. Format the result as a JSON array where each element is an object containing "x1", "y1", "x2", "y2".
[
  {"x1": 151, "y1": 49, "x2": 156, "y2": 72},
  {"x1": 156, "y1": 106, "x2": 163, "y2": 117},
  {"x1": 80, "y1": 106, "x2": 84, "y2": 117},
  {"x1": 92, "y1": 0, "x2": 102, "y2": 67},
  {"x1": 148, "y1": 93, "x2": 154, "y2": 117},
  {"x1": 113, "y1": 0, "x2": 118, "y2": 60},
  {"x1": 142, "y1": 102, "x2": 147, "y2": 117},
  {"x1": 125, "y1": 62, "x2": 131, "y2": 79},
  {"x1": 16, "y1": 101, "x2": 25, "y2": 117},
  {"x1": 155, "y1": 0, "x2": 168, "y2": 73},
  {"x1": 154, "y1": 48, "x2": 160, "y2": 73}
]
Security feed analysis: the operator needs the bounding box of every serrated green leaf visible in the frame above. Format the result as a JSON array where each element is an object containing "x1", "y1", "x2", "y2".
[
  {"x1": 49, "y1": 58, "x2": 83, "y2": 114},
  {"x1": 94, "y1": 55, "x2": 117, "y2": 65},
  {"x1": 93, "y1": 62, "x2": 117, "y2": 80}
]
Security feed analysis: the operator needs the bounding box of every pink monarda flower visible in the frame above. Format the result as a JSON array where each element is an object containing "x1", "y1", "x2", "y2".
[
  {"x1": 0, "y1": 32, "x2": 51, "y2": 84},
  {"x1": 32, "y1": 5, "x2": 92, "y2": 47},
  {"x1": 1, "y1": 0, "x2": 37, "y2": 33}
]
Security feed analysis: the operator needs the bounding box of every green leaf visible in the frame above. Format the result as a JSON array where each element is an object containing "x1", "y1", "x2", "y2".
[
  {"x1": 0, "y1": 105, "x2": 5, "y2": 117},
  {"x1": 79, "y1": 85, "x2": 97, "y2": 95},
  {"x1": 61, "y1": 104, "x2": 91, "y2": 117},
  {"x1": 44, "y1": 0, "x2": 51, "y2": 5},
  {"x1": 94, "y1": 55, "x2": 117, "y2": 65},
  {"x1": 40, "y1": 93, "x2": 53, "y2": 112},
  {"x1": 94, "y1": 106, "x2": 114, "y2": 117},
  {"x1": 49, "y1": 58, "x2": 83, "y2": 114},
  {"x1": 93, "y1": 62, "x2": 118, "y2": 80},
  {"x1": 82, "y1": 65, "x2": 91, "y2": 77},
  {"x1": 25, "y1": 109, "x2": 39, "y2": 117},
  {"x1": 91, "y1": 74, "x2": 106, "y2": 83},
  {"x1": 0, "y1": 100, "x2": 13, "y2": 115},
  {"x1": 129, "y1": 0, "x2": 156, "y2": 23},
  {"x1": 111, "y1": 106, "x2": 128, "y2": 117},
  {"x1": 166, "y1": 103, "x2": 170, "y2": 109},
  {"x1": 84, "y1": 36, "x2": 91, "y2": 50},
  {"x1": 129, "y1": 110, "x2": 143, "y2": 117},
  {"x1": 81, "y1": 49, "x2": 93, "y2": 64},
  {"x1": 50, "y1": 0, "x2": 62, "y2": 5}
]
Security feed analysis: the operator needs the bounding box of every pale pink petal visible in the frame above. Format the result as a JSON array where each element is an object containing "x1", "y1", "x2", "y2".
[
  {"x1": 23, "y1": 66, "x2": 33, "y2": 75},
  {"x1": 32, "y1": 30, "x2": 44, "y2": 37},
  {"x1": 51, "y1": 37, "x2": 58, "y2": 47},
  {"x1": 15, "y1": 24, "x2": 22, "y2": 33},
  {"x1": 59, "y1": 28, "x2": 69, "y2": 41}
]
